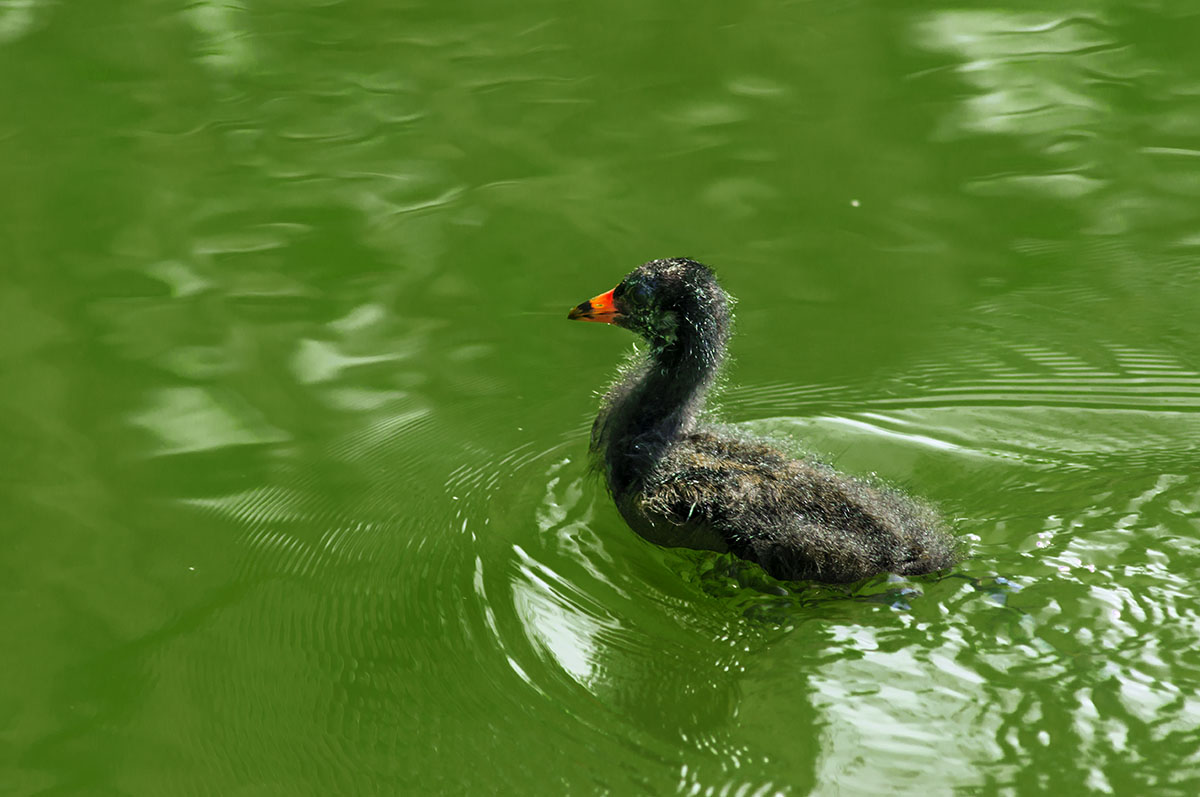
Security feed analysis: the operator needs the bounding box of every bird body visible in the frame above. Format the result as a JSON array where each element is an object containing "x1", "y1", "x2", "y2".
[{"x1": 568, "y1": 258, "x2": 960, "y2": 584}]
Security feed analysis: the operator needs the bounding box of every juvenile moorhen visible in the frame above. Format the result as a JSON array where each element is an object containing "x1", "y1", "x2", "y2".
[{"x1": 567, "y1": 258, "x2": 960, "y2": 584}]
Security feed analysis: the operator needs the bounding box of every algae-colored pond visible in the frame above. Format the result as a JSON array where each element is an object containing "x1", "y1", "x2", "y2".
[{"x1": 3, "y1": 1, "x2": 1199, "y2": 794}]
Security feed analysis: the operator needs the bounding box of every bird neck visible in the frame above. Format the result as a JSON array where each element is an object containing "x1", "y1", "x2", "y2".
[{"x1": 593, "y1": 326, "x2": 727, "y2": 495}]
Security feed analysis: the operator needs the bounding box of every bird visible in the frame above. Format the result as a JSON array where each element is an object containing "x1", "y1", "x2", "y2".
[{"x1": 567, "y1": 257, "x2": 961, "y2": 584}]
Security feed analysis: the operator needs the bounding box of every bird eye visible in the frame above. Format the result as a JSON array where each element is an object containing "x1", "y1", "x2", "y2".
[{"x1": 613, "y1": 279, "x2": 652, "y2": 308}]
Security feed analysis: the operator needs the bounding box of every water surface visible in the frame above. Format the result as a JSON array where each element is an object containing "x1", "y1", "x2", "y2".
[{"x1": 3, "y1": 1, "x2": 1199, "y2": 794}]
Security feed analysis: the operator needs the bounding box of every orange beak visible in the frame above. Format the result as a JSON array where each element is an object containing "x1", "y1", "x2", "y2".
[{"x1": 567, "y1": 287, "x2": 622, "y2": 324}]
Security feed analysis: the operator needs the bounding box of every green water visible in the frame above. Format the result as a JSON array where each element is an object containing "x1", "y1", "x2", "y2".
[{"x1": 4, "y1": 1, "x2": 1200, "y2": 794}]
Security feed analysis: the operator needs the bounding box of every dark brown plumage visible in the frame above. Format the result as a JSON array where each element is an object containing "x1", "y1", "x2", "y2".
[{"x1": 568, "y1": 258, "x2": 961, "y2": 584}]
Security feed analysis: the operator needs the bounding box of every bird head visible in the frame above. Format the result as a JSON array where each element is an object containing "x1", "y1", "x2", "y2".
[{"x1": 568, "y1": 258, "x2": 730, "y2": 355}]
